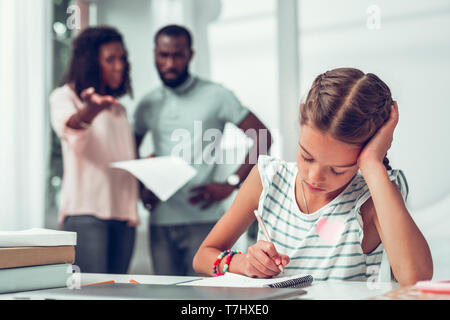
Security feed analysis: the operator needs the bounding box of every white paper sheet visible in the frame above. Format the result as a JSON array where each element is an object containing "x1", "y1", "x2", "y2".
[
  {"x1": 178, "y1": 272, "x2": 313, "y2": 288},
  {"x1": 111, "y1": 157, "x2": 197, "y2": 201}
]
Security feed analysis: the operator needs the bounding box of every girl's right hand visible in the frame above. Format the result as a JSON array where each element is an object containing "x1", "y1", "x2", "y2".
[{"x1": 241, "y1": 240, "x2": 290, "y2": 278}]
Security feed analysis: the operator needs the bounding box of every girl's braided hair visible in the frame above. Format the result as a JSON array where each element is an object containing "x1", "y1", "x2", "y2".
[{"x1": 300, "y1": 67, "x2": 393, "y2": 170}]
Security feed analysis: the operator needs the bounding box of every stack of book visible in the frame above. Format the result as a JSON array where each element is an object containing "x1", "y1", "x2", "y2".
[{"x1": 0, "y1": 228, "x2": 77, "y2": 293}]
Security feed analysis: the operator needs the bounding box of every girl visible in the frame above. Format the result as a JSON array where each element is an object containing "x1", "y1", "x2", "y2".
[
  {"x1": 50, "y1": 26, "x2": 138, "y2": 274},
  {"x1": 193, "y1": 68, "x2": 433, "y2": 285}
]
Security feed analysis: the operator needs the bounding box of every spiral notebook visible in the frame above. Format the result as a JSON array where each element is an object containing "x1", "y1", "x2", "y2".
[{"x1": 179, "y1": 273, "x2": 313, "y2": 288}]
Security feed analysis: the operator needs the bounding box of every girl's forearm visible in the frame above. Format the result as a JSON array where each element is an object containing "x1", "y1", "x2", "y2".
[
  {"x1": 360, "y1": 161, "x2": 433, "y2": 285},
  {"x1": 193, "y1": 247, "x2": 218, "y2": 276}
]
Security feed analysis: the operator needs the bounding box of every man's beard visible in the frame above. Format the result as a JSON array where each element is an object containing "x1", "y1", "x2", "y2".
[{"x1": 159, "y1": 66, "x2": 189, "y2": 88}]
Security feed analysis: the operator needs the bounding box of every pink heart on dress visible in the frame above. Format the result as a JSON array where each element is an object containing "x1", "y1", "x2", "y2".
[{"x1": 316, "y1": 218, "x2": 345, "y2": 245}]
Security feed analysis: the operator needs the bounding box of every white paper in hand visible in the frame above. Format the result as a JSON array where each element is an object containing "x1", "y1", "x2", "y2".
[{"x1": 111, "y1": 156, "x2": 197, "y2": 201}]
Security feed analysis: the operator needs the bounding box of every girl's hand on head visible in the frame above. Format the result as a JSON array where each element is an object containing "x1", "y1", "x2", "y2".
[
  {"x1": 242, "y1": 240, "x2": 290, "y2": 278},
  {"x1": 358, "y1": 101, "x2": 399, "y2": 171}
]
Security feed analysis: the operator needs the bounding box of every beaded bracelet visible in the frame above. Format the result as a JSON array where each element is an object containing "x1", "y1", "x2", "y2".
[
  {"x1": 212, "y1": 249, "x2": 241, "y2": 277},
  {"x1": 212, "y1": 250, "x2": 229, "y2": 277},
  {"x1": 223, "y1": 250, "x2": 241, "y2": 273}
]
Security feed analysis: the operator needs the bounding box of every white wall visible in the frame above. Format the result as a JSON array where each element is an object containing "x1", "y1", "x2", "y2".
[
  {"x1": 208, "y1": 0, "x2": 280, "y2": 158},
  {"x1": 298, "y1": 0, "x2": 450, "y2": 279}
]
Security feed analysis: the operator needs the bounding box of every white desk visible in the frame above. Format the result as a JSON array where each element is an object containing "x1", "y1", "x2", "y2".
[
  {"x1": 300, "y1": 280, "x2": 399, "y2": 300},
  {"x1": 77, "y1": 273, "x2": 201, "y2": 286},
  {"x1": 0, "y1": 273, "x2": 399, "y2": 300}
]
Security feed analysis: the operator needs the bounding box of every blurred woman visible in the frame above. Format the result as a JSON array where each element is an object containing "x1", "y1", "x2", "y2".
[{"x1": 50, "y1": 26, "x2": 138, "y2": 274}]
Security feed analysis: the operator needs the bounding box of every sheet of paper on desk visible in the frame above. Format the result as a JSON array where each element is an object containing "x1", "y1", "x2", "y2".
[
  {"x1": 111, "y1": 157, "x2": 197, "y2": 201},
  {"x1": 179, "y1": 272, "x2": 313, "y2": 288}
]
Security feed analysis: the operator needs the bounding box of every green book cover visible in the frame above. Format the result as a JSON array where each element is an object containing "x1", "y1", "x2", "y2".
[{"x1": 0, "y1": 263, "x2": 72, "y2": 293}]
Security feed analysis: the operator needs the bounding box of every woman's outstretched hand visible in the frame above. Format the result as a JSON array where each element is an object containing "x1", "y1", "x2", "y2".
[
  {"x1": 81, "y1": 87, "x2": 119, "y2": 111},
  {"x1": 67, "y1": 87, "x2": 120, "y2": 130}
]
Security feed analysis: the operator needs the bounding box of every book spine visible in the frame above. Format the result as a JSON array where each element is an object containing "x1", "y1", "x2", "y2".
[
  {"x1": 0, "y1": 246, "x2": 75, "y2": 269},
  {"x1": 0, "y1": 264, "x2": 72, "y2": 293}
]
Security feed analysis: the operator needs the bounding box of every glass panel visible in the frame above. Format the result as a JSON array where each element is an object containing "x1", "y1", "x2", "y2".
[{"x1": 45, "y1": 0, "x2": 81, "y2": 229}]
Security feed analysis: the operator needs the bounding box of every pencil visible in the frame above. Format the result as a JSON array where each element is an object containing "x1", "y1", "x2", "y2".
[
  {"x1": 253, "y1": 210, "x2": 284, "y2": 272},
  {"x1": 83, "y1": 280, "x2": 115, "y2": 287}
]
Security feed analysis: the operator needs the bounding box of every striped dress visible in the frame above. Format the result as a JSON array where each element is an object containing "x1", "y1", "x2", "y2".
[{"x1": 256, "y1": 155, "x2": 408, "y2": 282}]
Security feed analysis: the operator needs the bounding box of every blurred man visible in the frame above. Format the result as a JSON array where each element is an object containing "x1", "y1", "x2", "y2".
[{"x1": 133, "y1": 25, "x2": 271, "y2": 276}]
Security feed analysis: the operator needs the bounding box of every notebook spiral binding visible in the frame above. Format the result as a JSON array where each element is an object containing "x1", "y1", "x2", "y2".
[{"x1": 268, "y1": 275, "x2": 314, "y2": 288}]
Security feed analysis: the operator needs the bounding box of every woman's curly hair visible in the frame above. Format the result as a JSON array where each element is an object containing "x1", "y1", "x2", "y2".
[{"x1": 65, "y1": 26, "x2": 132, "y2": 99}]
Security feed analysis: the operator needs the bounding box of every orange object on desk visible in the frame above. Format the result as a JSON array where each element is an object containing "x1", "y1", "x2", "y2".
[
  {"x1": 416, "y1": 280, "x2": 450, "y2": 294},
  {"x1": 83, "y1": 280, "x2": 115, "y2": 287},
  {"x1": 372, "y1": 283, "x2": 450, "y2": 300}
]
